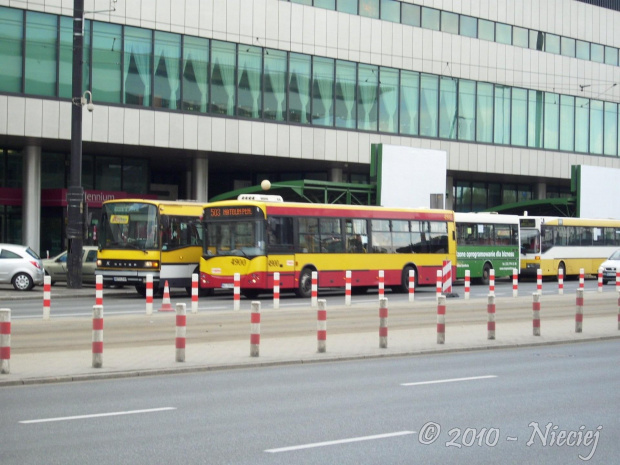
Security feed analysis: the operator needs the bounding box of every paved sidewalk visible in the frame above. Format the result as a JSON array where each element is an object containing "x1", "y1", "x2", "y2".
[{"x1": 1, "y1": 292, "x2": 619, "y2": 387}]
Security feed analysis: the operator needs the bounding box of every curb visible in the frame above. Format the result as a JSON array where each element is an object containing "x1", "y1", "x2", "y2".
[{"x1": 2, "y1": 334, "x2": 618, "y2": 388}]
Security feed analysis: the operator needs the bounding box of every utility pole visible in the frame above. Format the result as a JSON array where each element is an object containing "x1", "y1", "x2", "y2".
[{"x1": 67, "y1": 0, "x2": 85, "y2": 288}]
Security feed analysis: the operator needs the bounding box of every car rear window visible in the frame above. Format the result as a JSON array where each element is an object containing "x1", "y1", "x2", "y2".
[{"x1": 26, "y1": 247, "x2": 41, "y2": 260}]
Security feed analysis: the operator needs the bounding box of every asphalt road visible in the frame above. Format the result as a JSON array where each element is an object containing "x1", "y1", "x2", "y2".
[{"x1": 0, "y1": 340, "x2": 617, "y2": 465}]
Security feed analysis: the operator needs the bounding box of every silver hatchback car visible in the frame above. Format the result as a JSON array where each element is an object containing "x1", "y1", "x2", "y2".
[{"x1": 0, "y1": 244, "x2": 45, "y2": 291}]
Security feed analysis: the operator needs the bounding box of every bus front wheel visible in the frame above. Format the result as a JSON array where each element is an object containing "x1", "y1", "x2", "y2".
[
  {"x1": 397, "y1": 265, "x2": 417, "y2": 293},
  {"x1": 295, "y1": 268, "x2": 314, "y2": 298}
]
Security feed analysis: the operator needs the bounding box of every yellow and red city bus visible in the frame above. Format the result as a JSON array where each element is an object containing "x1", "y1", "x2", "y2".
[
  {"x1": 199, "y1": 195, "x2": 456, "y2": 297},
  {"x1": 96, "y1": 199, "x2": 204, "y2": 296}
]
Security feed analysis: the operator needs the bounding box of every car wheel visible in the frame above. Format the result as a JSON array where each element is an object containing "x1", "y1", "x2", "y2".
[{"x1": 13, "y1": 272, "x2": 34, "y2": 291}]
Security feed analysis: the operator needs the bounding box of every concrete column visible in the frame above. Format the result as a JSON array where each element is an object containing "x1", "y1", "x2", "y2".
[
  {"x1": 445, "y1": 175, "x2": 454, "y2": 210},
  {"x1": 535, "y1": 182, "x2": 546, "y2": 200},
  {"x1": 192, "y1": 156, "x2": 209, "y2": 202},
  {"x1": 330, "y1": 167, "x2": 343, "y2": 183},
  {"x1": 22, "y1": 145, "x2": 41, "y2": 254}
]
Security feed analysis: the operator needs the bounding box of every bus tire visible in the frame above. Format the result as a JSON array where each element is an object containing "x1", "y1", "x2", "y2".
[
  {"x1": 135, "y1": 284, "x2": 146, "y2": 297},
  {"x1": 558, "y1": 262, "x2": 566, "y2": 280},
  {"x1": 480, "y1": 263, "x2": 492, "y2": 285},
  {"x1": 242, "y1": 289, "x2": 260, "y2": 299},
  {"x1": 397, "y1": 265, "x2": 416, "y2": 293},
  {"x1": 295, "y1": 268, "x2": 314, "y2": 298}
]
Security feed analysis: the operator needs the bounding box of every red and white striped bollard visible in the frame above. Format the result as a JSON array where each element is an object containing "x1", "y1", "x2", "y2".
[
  {"x1": 436, "y1": 270, "x2": 442, "y2": 300},
  {"x1": 437, "y1": 295, "x2": 446, "y2": 344},
  {"x1": 250, "y1": 301, "x2": 260, "y2": 357},
  {"x1": 0, "y1": 309, "x2": 10, "y2": 374},
  {"x1": 233, "y1": 273, "x2": 241, "y2": 311},
  {"x1": 146, "y1": 274, "x2": 154, "y2": 315},
  {"x1": 532, "y1": 292, "x2": 541, "y2": 336},
  {"x1": 345, "y1": 270, "x2": 352, "y2": 306},
  {"x1": 378, "y1": 270, "x2": 385, "y2": 300},
  {"x1": 616, "y1": 271, "x2": 620, "y2": 294},
  {"x1": 317, "y1": 299, "x2": 327, "y2": 353},
  {"x1": 489, "y1": 268, "x2": 495, "y2": 296},
  {"x1": 575, "y1": 289, "x2": 584, "y2": 333},
  {"x1": 487, "y1": 294, "x2": 496, "y2": 340},
  {"x1": 598, "y1": 267, "x2": 603, "y2": 293},
  {"x1": 43, "y1": 275, "x2": 51, "y2": 320},
  {"x1": 176, "y1": 303, "x2": 186, "y2": 362},
  {"x1": 92, "y1": 305, "x2": 103, "y2": 368},
  {"x1": 512, "y1": 269, "x2": 518, "y2": 298},
  {"x1": 408, "y1": 269, "x2": 415, "y2": 303},
  {"x1": 311, "y1": 271, "x2": 318, "y2": 308},
  {"x1": 464, "y1": 270, "x2": 470, "y2": 300},
  {"x1": 191, "y1": 273, "x2": 198, "y2": 314},
  {"x1": 95, "y1": 274, "x2": 103, "y2": 306},
  {"x1": 558, "y1": 268, "x2": 564, "y2": 295},
  {"x1": 273, "y1": 272, "x2": 280, "y2": 310},
  {"x1": 579, "y1": 268, "x2": 584, "y2": 290},
  {"x1": 379, "y1": 297, "x2": 388, "y2": 349},
  {"x1": 536, "y1": 268, "x2": 542, "y2": 294}
]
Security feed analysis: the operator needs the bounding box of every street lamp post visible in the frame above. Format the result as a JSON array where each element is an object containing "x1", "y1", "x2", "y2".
[{"x1": 67, "y1": 0, "x2": 85, "y2": 288}]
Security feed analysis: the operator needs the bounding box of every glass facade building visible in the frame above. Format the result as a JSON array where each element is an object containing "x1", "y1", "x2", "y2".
[{"x1": 0, "y1": 1, "x2": 619, "y2": 254}]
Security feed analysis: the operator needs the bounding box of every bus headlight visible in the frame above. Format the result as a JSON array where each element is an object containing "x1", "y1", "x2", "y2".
[
  {"x1": 96, "y1": 259, "x2": 102, "y2": 266},
  {"x1": 144, "y1": 261, "x2": 159, "y2": 268}
]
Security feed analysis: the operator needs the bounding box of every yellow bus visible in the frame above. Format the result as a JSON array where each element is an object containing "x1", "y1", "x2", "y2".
[
  {"x1": 199, "y1": 195, "x2": 456, "y2": 298},
  {"x1": 96, "y1": 199, "x2": 204, "y2": 296},
  {"x1": 519, "y1": 216, "x2": 620, "y2": 277}
]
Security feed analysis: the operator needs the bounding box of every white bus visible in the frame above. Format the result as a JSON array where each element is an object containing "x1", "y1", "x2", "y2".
[{"x1": 519, "y1": 216, "x2": 620, "y2": 277}]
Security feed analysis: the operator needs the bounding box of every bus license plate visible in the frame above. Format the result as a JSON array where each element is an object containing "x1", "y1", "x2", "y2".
[
  {"x1": 114, "y1": 277, "x2": 128, "y2": 282},
  {"x1": 221, "y1": 283, "x2": 234, "y2": 289}
]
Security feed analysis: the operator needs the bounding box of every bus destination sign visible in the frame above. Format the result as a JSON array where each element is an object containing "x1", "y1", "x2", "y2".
[{"x1": 205, "y1": 205, "x2": 263, "y2": 219}]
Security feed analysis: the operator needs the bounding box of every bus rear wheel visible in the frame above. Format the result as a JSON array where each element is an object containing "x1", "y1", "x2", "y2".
[
  {"x1": 396, "y1": 265, "x2": 416, "y2": 293},
  {"x1": 480, "y1": 263, "x2": 492, "y2": 285},
  {"x1": 295, "y1": 268, "x2": 313, "y2": 298}
]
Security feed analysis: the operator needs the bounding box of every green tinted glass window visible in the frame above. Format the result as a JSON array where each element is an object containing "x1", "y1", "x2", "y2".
[
  {"x1": 154, "y1": 31, "x2": 182, "y2": 110},
  {"x1": 315, "y1": 0, "x2": 335, "y2": 8},
  {"x1": 458, "y1": 80, "x2": 476, "y2": 141},
  {"x1": 605, "y1": 46, "x2": 618, "y2": 66},
  {"x1": 591, "y1": 43, "x2": 604, "y2": 63},
  {"x1": 25, "y1": 11, "x2": 57, "y2": 96},
  {"x1": 494, "y1": 85, "x2": 510, "y2": 145},
  {"x1": 263, "y1": 49, "x2": 287, "y2": 122},
  {"x1": 544, "y1": 92, "x2": 559, "y2": 150},
  {"x1": 378, "y1": 67, "x2": 398, "y2": 133},
  {"x1": 399, "y1": 70, "x2": 419, "y2": 135},
  {"x1": 421, "y1": 7, "x2": 440, "y2": 31},
  {"x1": 476, "y1": 83, "x2": 493, "y2": 143},
  {"x1": 559, "y1": 95, "x2": 575, "y2": 152},
  {"x1": 439, "y1": 77, "x2": 457, "y2": 139},
  {"x1": 545, "y1": 33, "x2": 560, "y2": 54},
  {"x1": 478, "y1": 19, "x2": 494, "y2": 41},
  {"x1": 441, "y1": 11, "x2": 458, "y2": 34},
  {"x1": 124, "y1": 26, "x2": 152, "y2": 107},
  {"x1": 92, "y1": 22, "x2": 122, "y2": 103},
  {"x1": 513, "y1": 27, "x2": 528, "y2": 48},
  {"x1": 289, "y1": 52, "x2": 311, "y2": 123},
  {"x1": 420, "y1": 73, "x2": 438, "y2": 137},
  {"x1": 496, "y1": 23, "x2": 512, "y2": 45},
  {"x1": 0, "y1": 7, "x2": 23, "y2": 93},
  {"x1": 575, "y1": 97, "x2": 589, "y2": 153},
  {"x1": 561, "y1": 37, "x2": 576, "y2": 57},
  {"x1": 590, "y1": 100, "x2": 604, "y2": 154},
  {"x1": 359, "y1": 0, "x2": 379, "y2": 19},
  {"x1": 210, "y1": 40, "x2": 236, "y2": 115},
  {"x1": 401, "y1": 4, "x2": 420, "y2": 27},
  {"x1": 59, "y1": 17, "x2": 73, "y2": 98},
  {"x1": 380, "y1": 0, "x2": 400, "y2": 23},
  {"x1": 528, "y1": 90, "x2": 543, "y2": 148},
  {"x1": 460, "y1": 15, "x2": 477, "y2": 38},
  {"x1": 511, "y1": 88, "x2": 527, "y2": 146},
  {"x1": 182, "y1": 36, "x2": 209, "y2": 112},
  {"x1": 358, "y1": 64, "x2": 378, "y2": 131},
  {"x1": 604, "y1": 102, "x2": 618, "y2": 156},
  {"x1": 335, "y1": 60, "x2": 357, "y2": 129},
  {"x1": 337, "y1": 0, "x2": 358, "y2": 14},
  {"x1": 312, "y1": 56, "x2": 335, "y2": 126},
  {"x1": 576, "y1": 40, "x2": 590, "y2": 60},
  {"x1": 237, "y1": 45, "x2": 262, "y2": 118}
]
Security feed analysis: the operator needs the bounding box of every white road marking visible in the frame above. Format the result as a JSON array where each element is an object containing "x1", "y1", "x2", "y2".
[
  {"x1": 265, "y1": 430, "x2": 415, "y2": 453},
  {"x1": 20, "y1": 407, "x2": 176, "y2": 424},
  {"x1": 401, "y1": 375, "x2": 497, "y2": 386}
]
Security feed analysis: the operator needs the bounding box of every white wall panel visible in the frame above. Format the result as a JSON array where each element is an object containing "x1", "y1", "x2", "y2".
[
  {"x1": 263, "y1": 123, "x2": 277, "y2": 156},
  {"x1": 183, "y1": 114, "x2": 198, "y2": 150},
  {"x1": 41, "y1": 100, "x2": 60, "y2": 140},
  {"x1": 7, "y1": 97, "x2": 25, "y2": 136},
  {"x1": 238, "y1": 120, "x2": 252, "y2": 154},
  {"x1": 0, "y1": 96, "x2": 7, "y2": 135},
  {"x1": 197, "y1": 117, "x2": 213, "y2": 151},
  {"x1": 280, "y1": 125, "x2": 294, "y2": 158},
  {"x1": 211, "y1": 118, "x2": 227, "y2": 153},
  {"x1": 140, "y1": 110, "x2": 156, "y2": 146},
  {"x1": 169, "y1": 113, "x2": 184, "y2": 148},
  {"x1": 89, "y1": 104, "x2": 107, "y2": 142},
  {"x1": 312, "y1": 127, "x2": 324, "y2": 160},
  {"x1": 225, "y1": 119, "x2": 239, "y2": 153},
  {"x1": 251, "y1": 121, "x2": 265, "y2": 155}
]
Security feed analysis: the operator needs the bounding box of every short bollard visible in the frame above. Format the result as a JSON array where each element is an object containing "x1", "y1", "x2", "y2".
[
  {"x1": 146, "y1": 274, "x2": 154, "y2": 315},
  {"x1": 558, "y1": 268, "x2": 564, "y2": 295},
  {"x1": 532, "y1": 293, "x2": 541, "y2": 336},
  {"x1": 95, "y1": 274, "x2": 103, "y2": 306},
  {"x1": 43, "y1": 275, "x2": 51, "y2": 320},
  {"x1": 616, "y1": 271, "x2": 620, "y2": 294},
  {"x1": 273, "y1": 272, "x2": 280, "y2": 310},
  {"x1": 191, "y1": 273, "x2": 199, "y2": 314},
  {"x1": 579, "y1": 268, "x2": 585, "y2": 289},
  {"x1": 311, "y1": 271, "x2": 318, "y2": 308},
  {"x1": 233, "y1": 273, "x2": 241, "y2": 311},
  {"x1": 512, "y1": 269, "x2": 518, "y2": 298},
  {"x1": 345, "y1": 270, "x2": 352, "y2": 306},
  {"x1": 487, "y1": 294, "x2": 496, "y2": 340},
  {"x1": 408, "y1": 269, "x2": 415, "y2": 303},
  {"x1": 0, "y1": 308, "x2": 10, "y2": 374},
  {"x1": 575, "y1": 289, "x2": 584, "y2": 333},
  {"x1": 598, "y1": 268, "x2": 603, "y2": 293},
  {"x1": 250, "y1": 301, "x2": 261, "y2": 357},
  {"x1": 176, "y1": 303, "x2": 186, "y2": 362},
  {"x1": 378, "y1": 270, "x2": 385, "y2": 300},
  {"x1": 437, "y1": 295, "x2": 446, "y2": 344},
  {"x1": 536, "y1": 269, "x2": 542, "y2": 294},
  {"x1": 464, "y1": 270, "x2": 470, "y2": 300},
  {"x1": 317, "y1": 299, "x2": 327, "y2": 353},
  {"x1": 436, "y1": 270, "x2": 442, "y2": 300},
  {"x1": 489, "y1": 269, "x2": 495, "y2": 296},
  {"x1": 92, "y1": 305, "x2": 103, "y2": 369},
  {"x1": 379, "y1": 297, "x2": 388, "y2": 349}
]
